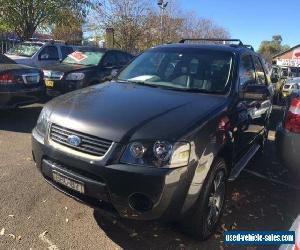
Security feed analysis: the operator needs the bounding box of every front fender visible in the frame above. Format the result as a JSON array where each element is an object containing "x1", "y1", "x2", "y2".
[{"x1": 180, "y1": 129, "x2": 234, "y2": 215}]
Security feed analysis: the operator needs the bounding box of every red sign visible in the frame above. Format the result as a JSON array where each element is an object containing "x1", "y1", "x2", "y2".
[
  {"x1": 69, "y1": 51, "x2": 87, "y2": 62},
  {"x1": 295, "y1": 52, "x2": 300, "y2": 58}
]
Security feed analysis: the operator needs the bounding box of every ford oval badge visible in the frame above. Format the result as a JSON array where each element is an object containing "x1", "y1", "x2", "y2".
[{"x1": 67, "y1": 135, "x2": 81, "y2": 147}]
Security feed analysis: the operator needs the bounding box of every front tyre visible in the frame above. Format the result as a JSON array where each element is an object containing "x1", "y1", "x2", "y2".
[{"x1": 181, "y1": 158, "x2": 227, "y2": 240}]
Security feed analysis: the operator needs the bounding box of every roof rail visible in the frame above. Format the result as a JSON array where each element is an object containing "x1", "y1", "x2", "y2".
[
  {"x1": 179, "y1": 38, "x2": 243, "y2": 46},
  {"x1": 243, "y1": 44, "x2": 254, "y2": 51},
  {"x1": 28, "y1": 38, "x2": 66, "y2": 44}
]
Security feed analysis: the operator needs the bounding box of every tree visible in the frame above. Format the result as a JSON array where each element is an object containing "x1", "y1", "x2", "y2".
[
  {"x1": 52, "y1": 11, "x2": 84, "y2": 45},
  {"x1": 0, "y1": 0, "x2": 90, "y2": 40},
  {"x1": 88, "y1": 0, "x2": 230, "y2": 53},
  {"x1": 0, "y1": 22, "x2": 11, "y2": 34},
  {"x1": 258, "y1": 35, "x2": 290, "y2": 61},
  {"x1": 90, "y1": 0, "x2": 152, "y2": 52}
]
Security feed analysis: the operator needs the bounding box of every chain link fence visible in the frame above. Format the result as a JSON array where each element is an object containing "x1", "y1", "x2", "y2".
[{"x1": 0, "y1": 34, "x2": 18, "y2": 54}]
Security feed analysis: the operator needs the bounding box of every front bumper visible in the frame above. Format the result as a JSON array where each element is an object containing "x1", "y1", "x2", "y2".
[
  {"x1": 282, "y1": 91, "x2": 292, "y2": 98},
  {"x1": 276, "y1": 124, "x2": 300, "y2": 176},
  {"x1": 45, "y1": 79, "x2": 84, "y2": 97},
  {"x1": 32, "y1": 130, "x2": 195, "y2": 221},
  {"x1": 0, "y1": 85, "x2": 45, "y2": 109}
]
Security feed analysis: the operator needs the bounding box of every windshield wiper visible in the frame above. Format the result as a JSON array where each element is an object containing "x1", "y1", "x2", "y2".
[
  {"x1": 161, "y1": 87, "x2": 219, "y2": 94},
  {"x1": 117, "y1": 79, "x2": 160, "y2": 88}
]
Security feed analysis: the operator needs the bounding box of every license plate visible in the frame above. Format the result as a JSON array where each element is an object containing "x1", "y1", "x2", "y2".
[
  {"x1": 45, "y1": 80, "x2": 54, "y2": 88},
  {"x1": 52, "y1": 171, "x2": 85, "y2": 194}
]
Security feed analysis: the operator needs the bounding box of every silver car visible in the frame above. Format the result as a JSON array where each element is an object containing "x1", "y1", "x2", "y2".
[
  {"x1": 5, "y1": 40, "x2": 77, "y2": 68},
  {"x1": 282, "y1": 77, "x2": 300, "y2": 98}
]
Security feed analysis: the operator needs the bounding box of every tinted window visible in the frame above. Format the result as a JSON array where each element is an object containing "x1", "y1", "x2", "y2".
[
  {"x1": 39, "y1": 46, "x2": 59, "y2": 60},
  {"x1": 253, "y1": 56, "x2": 267, "y2": 85},
  {"x1": 103, "y1": 52, "x2": 117, "y2": 67},
  {"x1": 61, "y1": 46, "x2": 74, "y2": 60},
  {"x1": 118, "y1": 49, "x2": 233, "y2": 93},
  {"x1": 116, "y1": 52, "x2": 128, "y2": 66},
  {"x1": 126, "y1": 53, "x2": 133, "y2": 62},
  {"x1": 239, "y1": 55, "x2": 255, "y2": 86}
]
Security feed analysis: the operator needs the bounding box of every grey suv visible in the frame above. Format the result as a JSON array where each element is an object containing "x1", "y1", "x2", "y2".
[{"x1": 32, "y1": 39, "x2": 273, "y2": 239}]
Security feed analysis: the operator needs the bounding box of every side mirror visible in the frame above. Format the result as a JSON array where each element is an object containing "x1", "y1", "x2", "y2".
[
  {"x1": 241, "y1": 84, "x2": 271, "y2": 100},
  {"x1": 103, "y1": 62, "x2": 114, "y2": 68},
  {"x1": 111, "y1": 69, "x2": 119, "y2": 79},
  {"x1": 39, "y1": 54, "x2": 49, "y2": 60},
  {"x1": 271, "y1": 76, "x2": 279, "y2": 83}
]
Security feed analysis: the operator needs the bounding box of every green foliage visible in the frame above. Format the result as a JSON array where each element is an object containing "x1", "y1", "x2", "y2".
[
  {"x1": 0, "y1": 0, "x2": 91, "y2": 40},
  {"x1": 0, "y1": 22, "x2": 11, "y2": 33},
  {"x1": 258, "y1": 35, "x2": 290, "y2": 61}
]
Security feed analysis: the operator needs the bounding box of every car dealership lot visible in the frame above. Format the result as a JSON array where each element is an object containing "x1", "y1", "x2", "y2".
[{"x1": 0, "y1": 104, "x2": 299, "y2": 250}]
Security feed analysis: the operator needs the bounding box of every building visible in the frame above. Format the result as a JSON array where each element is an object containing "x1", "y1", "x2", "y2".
[
  {"x1": 273, "y1": 44, "x2": 300, "y2": 68},
  {"x1": 273, "y1": 44, "x2": 300, "y2": 77}
]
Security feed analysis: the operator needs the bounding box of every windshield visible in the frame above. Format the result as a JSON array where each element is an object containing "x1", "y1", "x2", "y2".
[
  {"x1": 63, "y1": 51, "x2": 104, "y2": 66},
  {"x1": 6, "y1": 43, "x2": 42, "y2": 57},
  {"x1": 118, "y1": 49, "x2": 233, "y2": 93}
]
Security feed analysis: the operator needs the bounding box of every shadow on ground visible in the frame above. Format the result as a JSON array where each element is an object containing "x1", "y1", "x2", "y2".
[
  {"x1": 0, "y1": 104, "x2": 43, "y2": 133},
  {"x1": 93, "y1": 210, "x2": 220, "y2": 250}
]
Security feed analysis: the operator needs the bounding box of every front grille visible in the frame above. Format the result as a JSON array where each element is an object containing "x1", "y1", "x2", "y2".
[
  {"x1": 50, "y1": 124, "x2": 113, "y2": 157},
  {"x1": 23, "y1": 73, "x2": 40, "y2": 84}
]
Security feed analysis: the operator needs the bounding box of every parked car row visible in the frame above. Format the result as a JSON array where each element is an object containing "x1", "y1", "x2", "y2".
[
  {"x1": 271, "y1": 65, "x2": 300, "y2": 103},
  {"x1": 31, "y1": 38, "x2": 275, "y2": 240},
  {"x1": 1, "y1": 41, "x2": 133, "y2": 109}
]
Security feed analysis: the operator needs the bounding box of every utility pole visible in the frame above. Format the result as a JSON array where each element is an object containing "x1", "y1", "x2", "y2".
[{"x1": 157, "y1": 0, "x2": 168, "y2": 44}]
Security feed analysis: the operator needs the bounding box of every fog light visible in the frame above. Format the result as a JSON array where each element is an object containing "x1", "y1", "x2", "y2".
[{"x1": 128, "y1": 193, "x2": 153, "y2": 212}]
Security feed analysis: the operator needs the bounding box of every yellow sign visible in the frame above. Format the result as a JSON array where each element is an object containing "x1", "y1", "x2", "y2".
[{"x1": 45, "y1": 80, "x2": 54, "y2": 88}]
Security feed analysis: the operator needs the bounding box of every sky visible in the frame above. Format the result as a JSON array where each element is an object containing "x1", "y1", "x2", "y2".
[{"x1": 179, "y1": 0, "x2": 300, "y2": 50}]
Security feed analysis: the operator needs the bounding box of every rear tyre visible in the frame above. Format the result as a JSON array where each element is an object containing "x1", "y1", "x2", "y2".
[{"x1": 181, "y1": 158, "x2": 227, "y2": 240}]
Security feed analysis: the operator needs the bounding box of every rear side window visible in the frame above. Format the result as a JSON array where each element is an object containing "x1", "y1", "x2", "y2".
[
  {"x1": 126, "y1": 53, "x2": 133, "y2": 62},
  {"x1": 61, "y1": 46, "x2": 74, "y2": 60},
  {"x1": 103, "y1": 52, "x2": 117, "y2": 67},
  {"x1": 253, "y1": 56, "x2": 267, "y2": 85},
  {"x1": 239, "y1": 55, "x2": 255, "y2": 86},
  {"x1": 116, "y1": 52, "x2": 129, "y2": 66},
  {"x1": 39, "y1": 46, "x2": 59, "y2": 60}
]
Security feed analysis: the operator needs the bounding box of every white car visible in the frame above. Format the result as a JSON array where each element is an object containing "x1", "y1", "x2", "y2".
[
  {"x1": 5, "y1": 40, "x2": 77, "y2": 68},
  {"x1": 282, "y1": 78, "x2": 300, "y2": 98}
]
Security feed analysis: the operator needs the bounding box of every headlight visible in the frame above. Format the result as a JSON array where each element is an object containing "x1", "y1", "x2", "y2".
[
  {"x1": 153, "y1": 141, "x2": 173, "y2": 161},
  {"x1": 43, "y1": 71, "x2": 64, "y2": 79},
  {"x1": 65, "y1": 72, "x2": 85, "y2": 81},
  {"x1": 36, "y1": 106, "x2": 51, "y2": 136},
  {"x1": 121, "y1": 141, "x2": 190, "y2": 168}
]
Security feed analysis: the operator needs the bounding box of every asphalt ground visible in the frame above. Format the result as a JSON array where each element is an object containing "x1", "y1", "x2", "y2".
[{"x1": 0, "y1": 104, "x2": 299, "y2": 250}]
